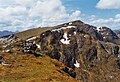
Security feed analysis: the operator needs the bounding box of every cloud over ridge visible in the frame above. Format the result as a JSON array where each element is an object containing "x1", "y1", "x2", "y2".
[{"x1": 0, "y1": 0, "x2": 81, "y2": 31}]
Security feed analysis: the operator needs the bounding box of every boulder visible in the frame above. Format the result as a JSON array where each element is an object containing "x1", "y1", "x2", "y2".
[{"x1": 0, "y1": 55, "x2": 3, "y2": 60}]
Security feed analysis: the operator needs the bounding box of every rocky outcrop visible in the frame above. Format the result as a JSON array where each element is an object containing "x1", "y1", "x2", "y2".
[
  {"x1": 99, "y1": 27, "x2": 119, "y2": 42},
  {"x1": 116, "y1": 59, "x2": 120, "y2": 69},
  {"x1": 1, "y1": 20, "x2": 119, "y2": 82},
  {"x1": 113, "y1": 46, "x2": 119, "y2": 57},
  {"x1": 38, "y1": 20, "x2": 120, "y2": 82},
  {"x1": 114, "y1": 30, "x2": 120, "y2": 38}
]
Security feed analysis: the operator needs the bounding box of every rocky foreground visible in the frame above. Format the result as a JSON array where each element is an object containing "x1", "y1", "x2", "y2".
[{"x1": 0, "y1": 20, "x2": 120, "y2": 82}]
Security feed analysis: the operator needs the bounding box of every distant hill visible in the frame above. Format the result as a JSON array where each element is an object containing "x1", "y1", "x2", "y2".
[{"x1": 0, "y1": 30, "x2": 15, "y2": 37}]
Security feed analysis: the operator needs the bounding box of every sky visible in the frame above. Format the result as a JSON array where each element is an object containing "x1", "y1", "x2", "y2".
[{"x1": 0, "y1": 0, "x2": 120, "y2": 32}]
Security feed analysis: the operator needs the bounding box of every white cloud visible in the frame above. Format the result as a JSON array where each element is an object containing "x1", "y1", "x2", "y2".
[
  {"x1": 0, "y1": 6, "x2": 27, "y2": 16},
  {"x1": 16, "y1": 0, "x2": 34, "y2": 5},
  {"x1": 29, "y1": 0, "x2": 81, "y2": 27},
  {"x1": 0, "y1": 0, "x2": 81, "y2": 31},
  {"x1": 96, "y1": 0, "x2": 120, "y2": 9},
  {"x1": 85, "y1": 14, "x2": 120, "y2": 29}
]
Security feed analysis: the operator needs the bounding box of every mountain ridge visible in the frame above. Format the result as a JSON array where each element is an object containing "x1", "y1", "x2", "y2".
[
  {"x1": 0, "y1": 20, "x2": 120, "y2": 82},
  {"x1": 0, "y1": 30, "x2": 15, "y2": 37}
]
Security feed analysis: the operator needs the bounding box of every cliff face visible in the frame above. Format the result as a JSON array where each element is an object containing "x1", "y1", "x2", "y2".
[
  {"x1": 38, "y1": 20, "x2": 120, "y2": 82},
  {"x1": 0, "y1": 20, "x2": 120, "y2": 82},
  {"x1": 98, "y1": 27, "x2": 119, "y2": 42}
]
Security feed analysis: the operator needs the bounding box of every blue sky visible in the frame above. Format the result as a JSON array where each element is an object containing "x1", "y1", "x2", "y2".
[
  {"x1": 0, "y1": 0, "x2": 120, "y2": 31},
  {"x1": 63, "y1": 0, "x2": 120, "y2": 18}
]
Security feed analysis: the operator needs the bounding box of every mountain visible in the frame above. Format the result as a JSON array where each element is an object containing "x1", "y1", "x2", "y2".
[
  {"x1": 0, "y1": 20, "x2": 120, "y2": 82},
  {"x1": 114, "y1": 30, "x2": 120, "y2": 38},
  {"x1": 0, "y1": 30, "x2": 15, "y2": 37},
  {"x1": 98, "y1": 27, "x2": 119, "y2": 42}
]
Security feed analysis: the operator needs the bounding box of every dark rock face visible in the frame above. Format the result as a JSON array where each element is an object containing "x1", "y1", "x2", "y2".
[
  {"x1": 77, "y1": 24, "x2": 103, "y2": 41},
  {"x1": 113, "y1": 46, "x2": 119, "y2": 56},
  {"x1": 61, "y1": 67, "x2": 76, "y2": 78},
  {"x1": 0, "y1": 56, "x2": 3, "y2": 60},
  {"x1": 0, "y1": 20, "x2": 116, "y2": 81},
  {"x1": 116, "y1": 60, "x2": 120, "y2": 69},
  {"x1": 40, "y1": 29, "x2": 77, "y2": 68},
  {"x1": 0, "y1": 56, "x2": 4, "y2": 64},
  {"x1": 115, "y1": 30, "x2": 120, "y2": 38},
  {"x1": 99, "y1": 27, "x2": 118, "y2": 42},
  {"x1": 38, "y1": 20, "x2": 120, "y2": 82},
  {"x1": 86, "y1": 46, "x2": 97, "y2": 61},
  {"x1": 23, "y1": 41, "x2": 37, "y2": 54}
]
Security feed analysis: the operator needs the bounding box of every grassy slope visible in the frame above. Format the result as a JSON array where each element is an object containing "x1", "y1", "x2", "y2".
[
  {"x1": 0, "y1": 53, "x2": 77, "y2": 82},
  {"x1": 15, "y1": 27, "x2": 53, "y2": 40}
]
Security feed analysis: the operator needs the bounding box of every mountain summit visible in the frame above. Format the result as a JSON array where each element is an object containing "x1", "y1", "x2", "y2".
[{"x1": 0, "y1": 20, "x2": 120, "y2": 82}]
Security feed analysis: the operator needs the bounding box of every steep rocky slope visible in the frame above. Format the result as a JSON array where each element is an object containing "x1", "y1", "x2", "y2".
[
  {"x1": 37, "y1": 20, "x2": 120, "y2": 82},
  {"x1": 98, "y1": 27, "x2": 119, "y2": 43},
  {"x1": 0, "y1": 20, "x2": 120, "y2": 82},
  {"x1": 114, "y1": 30, "x2": 120, "y2": 38}
]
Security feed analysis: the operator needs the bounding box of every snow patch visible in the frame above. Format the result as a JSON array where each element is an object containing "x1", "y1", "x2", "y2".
[
  {"x1": 6, "y1": 50, "x2": 10, "y2": 52},
  {"x1": 2, "y1": 50, "x2": 10, "y2": 53},
  {"x1": 60, "y1": 33, "x2": 70, "y2": 44},
  {"x1": 69, "y1": 34, "x2": 71, "y2": 36},
  {"x1": 109, "y1": 75, "x2": 114, "y2": 79},
  {"x1": 60, "y1": 39, "x2": 70, "y2": 44},
  {"x1": 3, "y1": 45, "x2": 7, "y2": 48},
  {"x1": 74, "y1": 32, "x2": 77, "y2": 35},
  {"x1": 74, "y1": 60, "x2": 80, "y2": 68},
  {"x1": 63, "y1": 26, "x2": 76, "y2": 29},
  {"x1": 69, "y1": 22, "x2": 72, "y2": 25},
  {"x1": 84, "y1": 35, "x2": 87, "y2": 38},
  {"x1": 97, "y1": 27, "x2": 100, "y2": 32},
  {"x1": 51, "y1": 28, "x2": 63, "y2": 32},
  {"x1": 103, "y1": 37, "x2": 106, "y2": 39},
  {"x1": 36, "y1": 44, "x2": 40, "y2": 48},
  {"x1": 1, "y1": 62, "x2": 9, "y2": 65},
  {"x1": 51, "y1": 26, "x2": 76, "y2": 32},
  {"x1": 26, "y1": 37, "x2": 36, "y2": 41},
  {"x1": 118, "y1": 54, "x2": 120, "y2": 58},
  {"x1": 63, "y1": 33, "x2": 69, "y2": 41}
]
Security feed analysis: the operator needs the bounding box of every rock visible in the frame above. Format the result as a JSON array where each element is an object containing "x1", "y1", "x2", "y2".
[
  {"x1": 114, "y1": 30, "x2": 120, "y2": 38},
  {"x1": 113, "y1": 46, "x2": 119, "y2": 56},
  {"x1": 77, "y1": 24, "x2": 103, "y2": 41},
  {"x1": 116, "y1": 60, "x2": 120, "y2": 69},
  {"x1": 86, "y1": 46, "x2": 97, "y2": 61},
  {"x1": 0, "y1": 56, "x2": 3, "y2": 60},
  {"x1": 0, "y1": 61, "x2": 9, "y2": 65},
  {"x1": 61, "y1": 67, "x2": 76, "y2": 78},
  {"x1": 99, "y1": 27, "x2": 118, "y2": 42},
  {"x1": 20, "y1": 20, "x2": 120, "y2": 82},
  {"x1": 23, "y1": 41, "x2": 37, "y2": 54},
  {"x1": 74, "y1": 60, "x2": 80, "y2": 68}
]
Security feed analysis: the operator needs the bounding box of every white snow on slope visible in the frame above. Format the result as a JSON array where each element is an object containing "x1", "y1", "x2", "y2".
[
  {"x1": 36, "y1": 44, "x2": 40, "y2": 48},
  {"x1": 1, "y1": 62, "x2": 9, "y2": 65},
  {"x1": 74, "y1": 60, "x2": 80, "y2": 68},
  {"x1": 74, "y1": 31, "x2": 77, "y2": 35},
  {"x1": 52, "y1": 25, "x2": 76, "y2": 32},
  {"x1": 69, "y1": 22, "x2": 72, "y2": 25},
  {"x1": 60, "y1": 33, "x2": 70, "y2": 44},
  {"x1": 26, "y1": 37, "x2": 36, "y2": 41}
]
